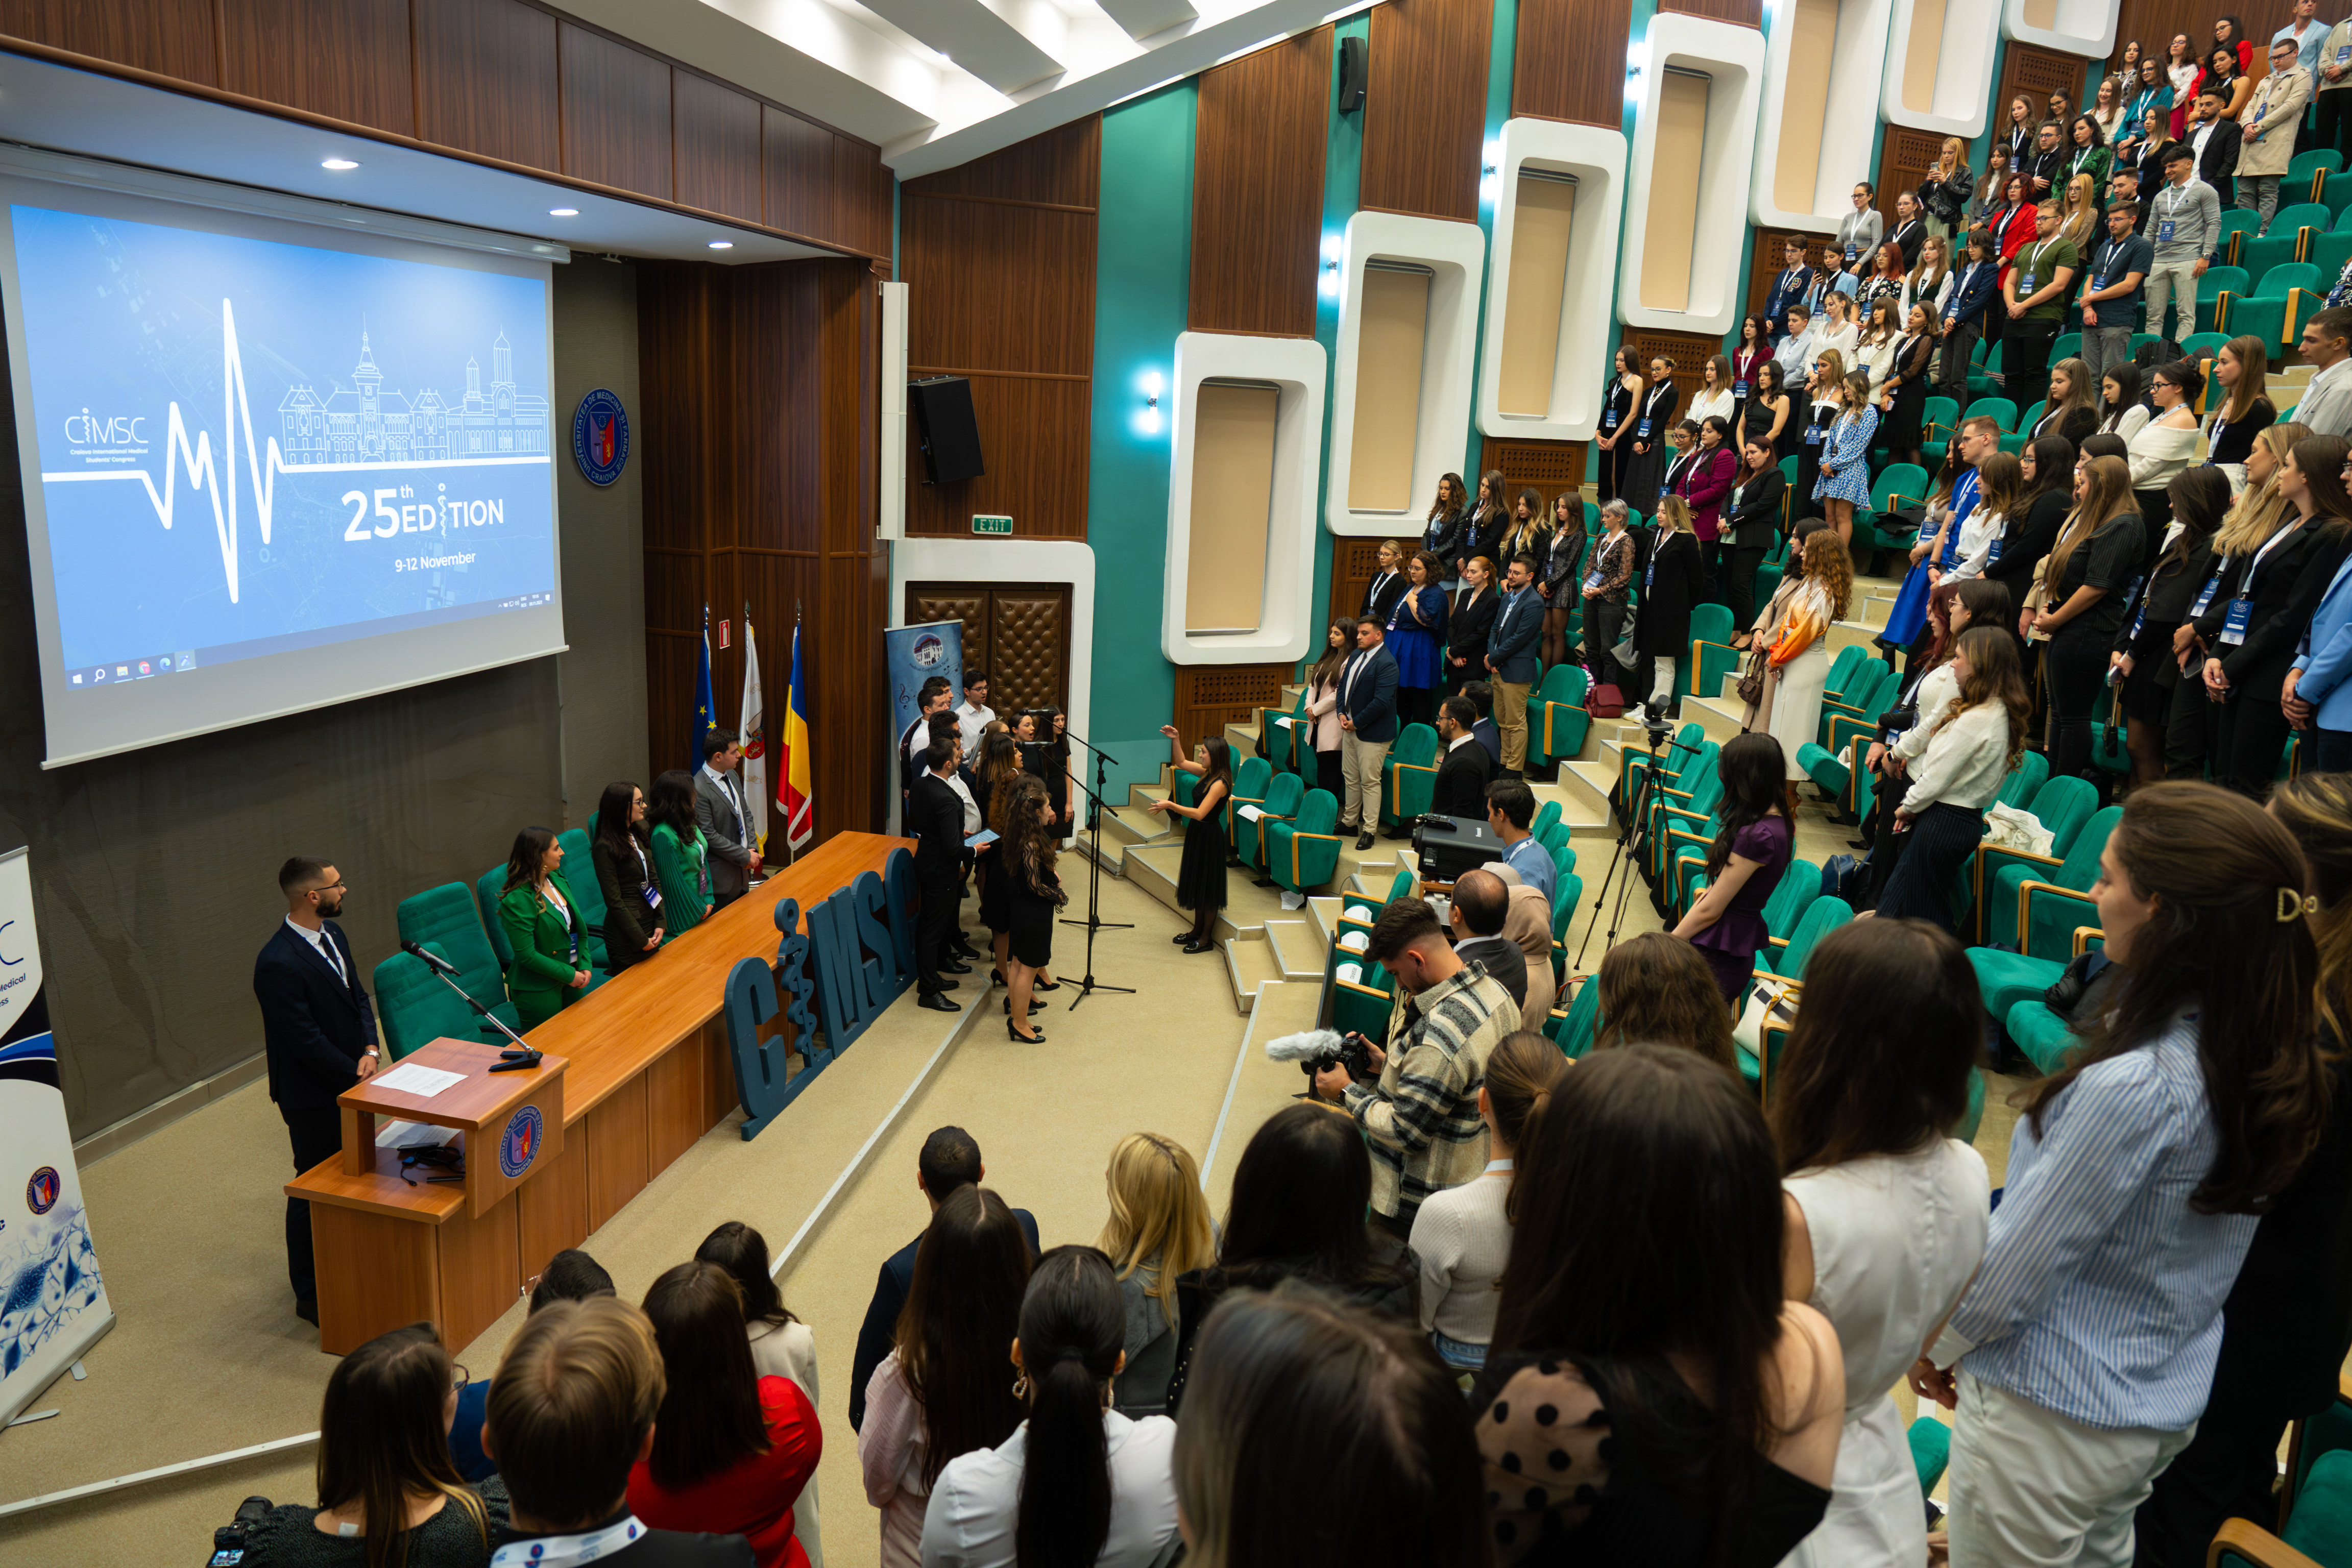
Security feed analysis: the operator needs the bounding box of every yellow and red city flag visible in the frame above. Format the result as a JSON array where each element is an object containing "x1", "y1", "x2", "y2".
[{"x1": 778, "y1": 618, "x2": 814, "y2": 850}]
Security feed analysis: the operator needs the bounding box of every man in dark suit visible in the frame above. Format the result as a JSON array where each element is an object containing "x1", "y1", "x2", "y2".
[
  {"x1": 2024, "y1": 119, "x2": 2069, "y2": 202},
  {"x1": 909, "y1": 734, "x2": 966, "y2": 1012},
  {"x1": 1336, "y1": 617, "x2": 1401, "y2": 850},
  {"x1": 848, "y1": 1125, "x2": 1041, "y2": 1432},
  {"x1": 898, "y1": 676, "x2": 952, "y2": 810},
  {"x1": 1485, "y1": 556, "x2": 1544, "y2": 780},
  {"x1": 1447, "y1": 869, "x2": 1527, "y2": 1010},
  {"x1": 695, "y1": 729, "x2": 761, "y2": 909},
  {"x1": 254, "y1": 856, "x2": 379, "y2": 1324},
  {"x1": 2190, "y1": 89, "x2": 2244, "y2": 193},
  {"x1": 1762, "y1": 238, "x2": 1813, "y2": 344},
  {"x1": 1462, "y1": 680, "x2": 1502, "y2": 766},
  {"x1": 1429, "y1": 695, "x2": 1496, "y2": 820}
]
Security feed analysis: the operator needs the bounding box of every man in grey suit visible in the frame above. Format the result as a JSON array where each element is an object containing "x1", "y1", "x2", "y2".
[
  {"x1": 696, "y1": 729, "x2": 761, "y2": 909},
  {"x1": 1485, "y1": 555, "x2": 1544, "y2": 779}
]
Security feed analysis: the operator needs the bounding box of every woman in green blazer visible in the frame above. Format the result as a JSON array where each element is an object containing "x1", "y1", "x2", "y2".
[
  {"x1": 647, "y1": 768, "x2": 715, "y2": 940},
  {"x1": 498, "y1": 827, "x2": 592, "y2": 1031}
]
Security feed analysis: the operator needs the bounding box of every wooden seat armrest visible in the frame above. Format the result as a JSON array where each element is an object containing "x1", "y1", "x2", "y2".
[
  {"x1": 2072, "y1": 925, "x2": 2106, "y2": 958},
  {"x1": 2206, "y1": 1518, "x2": 2322, "y2": 1568},
  {"x1": 2019, "y1": 880, "x2": 2098, "y2": 951}
]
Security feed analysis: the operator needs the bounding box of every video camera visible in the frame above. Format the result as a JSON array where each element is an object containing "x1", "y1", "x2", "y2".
[
  {"x1": 208, "y1": 1497, "x2": 274, "y2": 1565},
  {"x1": 1263, "y1": 1028, "x2": 1379, "y2": 1091}
]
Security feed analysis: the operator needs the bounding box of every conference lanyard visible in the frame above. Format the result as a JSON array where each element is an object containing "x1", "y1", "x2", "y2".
[
  {"x1": 492, "y1": 1518, "x2": 652, "y2": 1568},
  {"x1": 2126, "y1": 573, "x2": 2154, "y2": 640},
  {"x1": 2223, "y1": 523, "x2": 2301, "y2": 645},
  {"x1": 1947, "y1": 264, "x2": 1978, "y2": 320},
  {"x1": 2159, "y1": 182, "x2": 2190, "y2": 244},
  {"x1": 2019, "y1": 240, "x2": 2060, "y2": 298},
  {"x1": 634, "y1": 839, "x2": 662, "y2": 910},
  {"x1": 1986, "y1": 514, "x2": 2008, "y2": 566}
]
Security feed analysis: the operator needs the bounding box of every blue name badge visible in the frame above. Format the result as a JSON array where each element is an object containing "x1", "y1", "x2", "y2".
[
  {"x1": 2019, "y1": 272, "x2": 2038, "y2": 293},
  {"x1": 1644, "y1": 558, "x2": 1658, "y2": 591},
  {"x1": 2339, "y1": 43, "x2": 2349, "y2": 61},
  {"x1": 2221, "y1": 595, "x2": 2253, "y2": 645},
  {"x1": 1638, "y1": 418, "x2": 1654, "y2": 438},
  {"x1": 2191, "y1": 569, "x2": 2224, "y2": 618},
  {"x1": 1987, "y1": 535, "x2": 2004, "y2": 565},
  {"x1": 1846, "y1": 243, "x2": 1860, "y2": 264},
  {"x1": 1804, "y1": 425, "x2": 1825, "y2": 446},
  {"x1": 2157, "y1": 219, "x2": 2176, "y2": 242},
  {"x1": 1734, "y1": 379, "x2": 1750, "y2": 398},
  {"x1": 1602, "y1": 412, "x2": 1619, "y2": 430},
  {"x1": 1583, "y1": 569, "x2": 1605, "y2": 593},
  {"x1": 2090, "y1": 274, "x2": 2107, "y2": 293}
]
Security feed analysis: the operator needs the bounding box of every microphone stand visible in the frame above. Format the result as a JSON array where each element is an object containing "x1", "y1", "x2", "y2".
[
  {"x1": 405, "y1": 944, "x2": 541, "y2": 1063},
  {"x1": 1057, "y1": 729, "x2": 1134, "y2": 1011},
  {"x1": 1571, "y1": 722, "x2": 1707, "y2": 972}
]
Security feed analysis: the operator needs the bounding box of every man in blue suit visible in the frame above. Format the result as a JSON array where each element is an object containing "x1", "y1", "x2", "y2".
[
  {"x1": 253, "y1": 856, "x2": 379, "y2": 1324},
  {"x1": 1338, "y1": 616, "x2": 1401, "y2": 850},
  {"x1": 1486, "y1": 555, "x2": 1544, "y2": 779},
  {"x1": 1762, "y1": 237, "x2": 1813, "y2": 344}
]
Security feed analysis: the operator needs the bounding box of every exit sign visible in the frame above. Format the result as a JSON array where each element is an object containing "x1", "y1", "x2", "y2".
[{"x1": 972, "y1": 514, "x2": 1013, "y2": 535}]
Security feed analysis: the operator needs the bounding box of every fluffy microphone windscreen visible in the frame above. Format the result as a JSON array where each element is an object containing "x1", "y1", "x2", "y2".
[{"x1": 1264, "y1": 1028, "x2": 1344, "y2": 1062}]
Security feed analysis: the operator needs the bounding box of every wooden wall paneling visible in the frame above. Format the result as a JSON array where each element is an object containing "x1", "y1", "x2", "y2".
[
  {"x1": 515, "y1": 1136, "x2": 590, "y2": 1274},
  {"x1": 840, "y1": 136, "x2": 895, "y2": 262},
  {"x1": 584, "y1": 1072, "x2": 650, "y2": 1231},
  {"x1": 901, "y1": 201, "x2": 1097, "y2": 376},
  {"x1": 1746, "y1": 227, "x2": 1818, "y2": 328},
  {"x1": 412, "y1": 0, "x2": 559, "y2": 170},
  {"x1": 1513, "y1": 0, "x2": 1633, "y2": 128},
  {"x1": 1619, "y1": 328, "x2": 1731, "y2": 411},
  {"x1": 1190, "y1": 29, "x2": 1332, "y2": 337},
  {"x1": 2111, "y1": 2, "x2": 2298, "y2": 74},
  {"x1": 1481, "y1": 438, "x2": 1589, "y2": 503},
  {"x1": 1174, "y1": 664, "x2": 1292, "y2": 752},
  {"x1": 765, "y1": 108, "x2": 840, "y2": 244},
  {"x1": 702, "y1": 1024, "x2": 736, "y2": 1131},
  {"x1": 904, "y1": 116, "x2": 1100, "y2": 206},
  {"x1": 673, "y1": 69, "x2": 764, "y2": 223},
  {"x1": 902, "y1": 374, "x2": 1094, "y2": 537},
  {"x1": 310, "y1": 1206, "x2": 438, "y2": 1356},
  {"x1": 1998, "y1": 42, "x2": 2087, "y2": 126},
  {"x1": 562, "y1": 21, "x2": 674, "y2": 201},
  {"x1": 1876, "y1": 128, "x2": 1946, "y2": 248},
  {"x1": 645, "y1": 1030, "x2": 709, "y2": 1170},
  {"x1": 0, "y1": 0, "x2": 219, "y2": 81},
  {"x1": 1362, "y1": 0, "x2": 1494, "y2": 222},
  {"x1": 1330, "y1": 537, "x2": 1393, "y2": 627},
  {"x1": 436, "y1": 1189, "x2": 522, "y2": 1353},
  {"x1": 1659, "y1": 0, "x2": 1761, "y2": 23},
  {"x1": 220, "y1": 0, "x2": 414, "y2": 135}
]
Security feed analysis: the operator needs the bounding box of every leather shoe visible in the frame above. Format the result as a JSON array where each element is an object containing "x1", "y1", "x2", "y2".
[
  {"x1": 1004, "y1": 996, "x2": 1048, "y2": 1014},
  {"x1": 917, "y1": 991, "x2": 961, "y2": 1012},
  {"x1": 295, "y1": 1300, "x2": 319, "y2": 1327},
  {"x1": 1171, "y1": 932, "x2": 1196, "y2": 944},
  {"x1": 1183, "y1": 938, "x2": 1216, "y2": 954},
  {"x1": 1008, "y1": 1019, "x2": 1047, "y2": 1042},
  {"x1": 940, "y1": 959, "x2": 973, "y2": 974},
  {"x1": 1356, "y1": 832, "x2": 1375, "y2": 850}
]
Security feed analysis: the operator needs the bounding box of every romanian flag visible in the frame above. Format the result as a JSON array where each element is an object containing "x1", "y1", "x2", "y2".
[{"x1": 778, "y1": 618, "x2": 814, "y2": 850}]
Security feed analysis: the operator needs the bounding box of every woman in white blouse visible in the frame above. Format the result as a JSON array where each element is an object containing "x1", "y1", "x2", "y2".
[
  {"x1": 1946, "y1": 452, "x2": 2027, "y2": 581},
  {"x1": 1904, "y1": 235, "x2": 1954, "y2": 322},
  {"x1": 1688, "y1": 353, "x2": 1737, "y2": 429},
  {"x1": 2099, "y1": 363, "x2": 2150, "y2": 443},
  {"x1": 1410, "y1": 1033, "x2": 1564, "y2": 1370},
  {"x1": 1874, "y1": 626, "x2": 2032, "y2": 929},
  {"x1": 921, "y1": 1247, "x2": 1179, "y2": 1568},
  {"x1": 2129, "y1": 359, "x2": 2204, "y2": 538},
  {"x1": 1855, "y1": 298, "x2": 1902, "y2": 397},
  {"x1": 1813, "y1": 291, "x2": 1861, "y2": 371},
  {"x1": 1774, "y1": 919, "x2": 1992, "y2": 1568}
]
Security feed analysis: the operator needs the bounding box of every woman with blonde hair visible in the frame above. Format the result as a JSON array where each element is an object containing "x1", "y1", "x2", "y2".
[
  {"x1": 1813, "y1": 370, "x2": 1880, "y2": 554},
  {"x1": 1813, "y1": 290, "x2": 1861, "y2": 366},
  {"x1": 1855, "y1": 296, "x2": 1902, "y2": 398},
  {"x1": 1635, "y1": 495, "x2": 1709, "y2": 718},
  {"x1": 1095, "y1": 1132, "x2": 1217, "y2": 1416},
  {"x1": 2031, "y1": 454, "x2": 2147, "y2": 779},
  {"x1": 2055, "y1": 172, "x2": 2100, "y2": 249},
  {"x1": 1795, "y1": 348, "x2": 1849, "y2": 524},
  {"x1": 1917, "y1": 138, "x2": 1975, "y2": 240},
  {"x1": 1904, "y1": 234, "x2": 1954, "y2": 321},
  {"x1": 1876, "y1": 626, "x2": 2033, "y2": 928},
  {"x1": 1690, "y1": 354, "x2": 1737, "y2": 428},
  {"x1": 1755, "y1": 528, "x2": 1853, "y2": 778},
  {"x1": 1594, "y1": 930, "x2": 1739, "y2": 1068},
  {"x1": 1410, "y1": 1031, "x2": 1566, "y2": 1369}
]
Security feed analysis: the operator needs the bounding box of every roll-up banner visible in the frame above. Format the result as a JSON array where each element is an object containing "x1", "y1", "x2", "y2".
[
  {"x1": 0, "y1": 844, "x2": 113, "y2": 1425},
  {"x1": 885, "y1": 620, "x2": 964, "y2": 771}
]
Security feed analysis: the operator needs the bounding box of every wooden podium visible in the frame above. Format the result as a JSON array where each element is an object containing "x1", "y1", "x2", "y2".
[{"x1": 340, "y1": 1039, "x2": 566, "y2": 1218}]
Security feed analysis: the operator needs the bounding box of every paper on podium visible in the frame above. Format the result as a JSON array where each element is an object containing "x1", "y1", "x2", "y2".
[
  {"x1": 375, "y1": 1119, "x2": 462, "y2": 1149},
  {"x1": 371, "y1": 1061, "x2": 465, "y2": 1098}
]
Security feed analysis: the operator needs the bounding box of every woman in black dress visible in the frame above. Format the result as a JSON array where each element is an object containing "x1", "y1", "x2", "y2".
[
  {"x1": 1876, "y1": 302, "x2": 1937, "y2": 471},
  {"x1": 999, "y1": 774, "x2": 1064, "y2": 1042},
  {"x1": 1596, "y1": 347, "x2": 1643, "y2": 504},
  {"x1": 1146, "y1": 728, "x2": 1232, "y2": 953},
  {"x1": 590, "y1": 780, "x2": 664, "y2": 972},
  {"x1": 1622, "y1": 358, "x2": 1682, "y2": 518},
  {"x1": 974, "y1": 729, "x2": 1025, "y2": 990},
  {"x1": 1744, "y1": 358, "x2": 1793, "y2": 461},
  {"x1": 1540, "y1": 491, "x2": 1587, "y2": 671},
  {"x1": 1635, "y1": 497, "x2": 1708, "y2": 718},
  {"x1": 2112, "y1": 467, "x2": 2226, "y2": 789}
]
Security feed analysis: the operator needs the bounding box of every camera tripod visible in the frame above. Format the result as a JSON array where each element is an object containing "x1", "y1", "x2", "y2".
[{"x1": 1572, "y1": 716, "x2": 1705, "y2": 973}]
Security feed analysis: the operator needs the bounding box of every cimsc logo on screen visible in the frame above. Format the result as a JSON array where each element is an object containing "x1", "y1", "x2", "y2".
[
  {"x1": 63, "y1": 411, "x2": 147, "y2": 445},
  {"x1": 41, "y1": 299, "x2": 548, "y2": 604}
]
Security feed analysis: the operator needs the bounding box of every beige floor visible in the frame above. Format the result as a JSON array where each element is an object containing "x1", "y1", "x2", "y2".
[{"x1": 3, "y1": 699, "x2": 2041, "y2": 1563}]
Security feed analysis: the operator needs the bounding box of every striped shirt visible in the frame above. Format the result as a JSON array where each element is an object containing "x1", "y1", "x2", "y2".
[
  {"x1": 1929, "y1": 1014, "x2": 2258, "y2": 1431},
  {"x1": 1343, "y1": 963, "x2": 1518, "y2": 1225}
]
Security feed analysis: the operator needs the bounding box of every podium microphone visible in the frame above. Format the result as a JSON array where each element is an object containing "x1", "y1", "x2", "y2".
[{"x1": 402, "y1": 940, "x2": 459, "y2": 976}]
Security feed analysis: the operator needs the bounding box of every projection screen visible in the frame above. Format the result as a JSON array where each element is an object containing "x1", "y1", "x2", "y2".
[{"x1": 0, "y1": 173, "x2": 565, "y2": 768}]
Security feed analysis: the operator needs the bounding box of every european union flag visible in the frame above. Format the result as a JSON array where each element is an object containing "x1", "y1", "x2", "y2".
[{"x1": 693, "y1": 604, "x2": 715, "y2": 768}]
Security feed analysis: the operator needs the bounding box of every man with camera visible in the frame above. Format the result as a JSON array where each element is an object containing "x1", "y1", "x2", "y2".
[{"x1": 1313, "y1": 897, "x2": 1517, "y2": 1245}]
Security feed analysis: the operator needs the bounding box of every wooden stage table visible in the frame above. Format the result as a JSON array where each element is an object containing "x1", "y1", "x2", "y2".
[{"x1": 287, "y1": 831, "x2": 912, "y2": 1355}]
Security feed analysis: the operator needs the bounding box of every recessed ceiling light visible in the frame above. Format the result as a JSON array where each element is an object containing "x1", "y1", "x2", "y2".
[
  {"x1": 708, "y1": 241, "x2": 734, "y2": 250},
  {"x1": 548, "y1": 207, "x2": 579, "y2": 217},
  {"x1": 321, "y1": 158, "x2": 359, "y2": 171}
]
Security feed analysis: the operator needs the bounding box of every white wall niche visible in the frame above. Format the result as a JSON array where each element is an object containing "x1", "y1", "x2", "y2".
[
  {"x1": 2001, "y1": 0, "x2": 2116, "y2": 60},
  {"x1": 1882, "y1": 0, "x2": 2000, "y2": 136},
  {"x1": 1326, "y1": 210, "x2": 1485, "y2": 537},
  {"x1": 1161, "y1": 331, "x2": 1328, "y2": 666},
  {"x1": 1476, "y1": 117, "x2": 1626, "y2": 442},
  {"x1": 1751, "y1": 0, "x2": 1894, "y2": 233},
  {"x1": 1618, "y1": 14, "x2": 1765, "y2": 338}
]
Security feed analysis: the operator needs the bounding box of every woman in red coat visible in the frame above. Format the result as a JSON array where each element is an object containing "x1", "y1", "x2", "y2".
[{"x1": 1672, "y1": 414, "x2": 1740, "y2": 607}]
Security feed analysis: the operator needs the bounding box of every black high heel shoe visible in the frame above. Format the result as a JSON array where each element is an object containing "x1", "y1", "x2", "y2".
[
  {"x1": 1008, "y1": 1018, "x2": 1046, "y2": 1043},
  {"x1": 1003, "y1": 996, "x2": 1047, "y2": 1014}
]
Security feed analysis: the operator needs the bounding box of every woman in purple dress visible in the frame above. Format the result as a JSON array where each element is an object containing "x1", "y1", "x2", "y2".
[{"x1": 1672, "y1": 731, "x2": 1796, "y2": 1003}]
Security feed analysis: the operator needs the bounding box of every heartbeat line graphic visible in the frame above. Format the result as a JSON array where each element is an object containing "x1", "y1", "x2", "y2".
[{"x1": 39, "y1": 299, "x2": 547, "y2": 604}]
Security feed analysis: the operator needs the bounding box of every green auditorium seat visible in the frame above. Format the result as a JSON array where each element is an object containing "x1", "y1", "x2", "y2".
[
  {"x1": 1239, "y1": 772, "x2": 1302, "y2": 875},
  {"x1": 372, "y1": 942, "x2": 478, "y2": 1060},
  {"x1": 1969, "y1": 789, "x2": 2109, "y2": 946},
  {"x1": 1996, "y1": 749, "x2": 2049, "y2": 808},
  {"x1": 1546, "y1": 976, "x2": 1602, "y2": 1059},
  {"x1": 1971, "y1": 888, "x2": 2107, "y2": 1043},
  {"x1": 475, "y1": 865, "x2": 514, "y2": 970},
  {"x1": 396, "y1": 882, "x2": 520, "y2": 1039},
  {"x1": 1381, "y1": 724, "x2": 1441, "y2": 830},
  {"x1": 1227, "y1": 755, "x2": 1272, "y2": 852},
  {"x1": 1531, "y1": 663, "x2": 1592, "y2": 769},
  {"x1": 1268, "y1": 788, "x2": 1342, "y2": 896},
  {"x1": 1685, "y1": 604, "x2": 1735, "y2": 705},
  {"x1": 556, "y1": 828, "x2": 612, "y2": 970}
]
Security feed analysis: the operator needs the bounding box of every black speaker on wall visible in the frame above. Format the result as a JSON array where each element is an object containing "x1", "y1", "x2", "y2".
[
  {"x1": 909, "y1": 375, "x2": 986, "y2": 484},
  {"x1": 1337, "y1": 36, "x2": 1367, "y2": 114}
]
